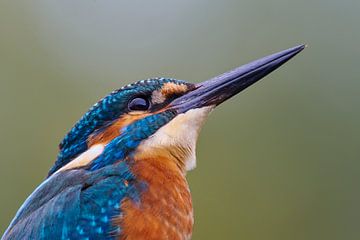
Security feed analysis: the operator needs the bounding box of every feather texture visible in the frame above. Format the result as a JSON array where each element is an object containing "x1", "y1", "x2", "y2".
[{"x1": 2, "y1": 162, "x2": 141, "y2": 240}]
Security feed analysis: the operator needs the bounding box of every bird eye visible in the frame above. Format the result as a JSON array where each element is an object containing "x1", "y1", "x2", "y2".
[{"x1": 128, "y1": 97, "x2": 150, "y2": 111}]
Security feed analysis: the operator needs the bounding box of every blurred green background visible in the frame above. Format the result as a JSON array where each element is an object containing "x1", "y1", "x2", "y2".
[{"x1": 1, "y1": 0, "x2": 359, "y2": 239}]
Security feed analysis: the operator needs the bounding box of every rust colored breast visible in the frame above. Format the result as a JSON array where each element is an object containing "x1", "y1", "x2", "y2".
[{"x1": 114, "y1": 156, "x2": 193, "y2": 240}]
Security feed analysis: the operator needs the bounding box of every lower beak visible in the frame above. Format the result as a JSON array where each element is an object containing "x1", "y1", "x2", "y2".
[{"x1": 171, "y1": 44, "x2": 305, "y2": 113}]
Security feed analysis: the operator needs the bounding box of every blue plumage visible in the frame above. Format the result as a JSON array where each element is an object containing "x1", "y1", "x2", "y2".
[
  {"x1": 2, "y1": 78, "x2": 193, "y2": 240},
  {"x1": 3, "y1": 78, "x2": 188, "y2": 239},
  {"x1": 3, "y1": 162, "x2": 141, "y2": 240},
  {"x1": 89, "y1": 110, "x2": 176, "y2": 171},
  {"x1": 51, "y1": 78, "x2": 188, "y2": 176}
]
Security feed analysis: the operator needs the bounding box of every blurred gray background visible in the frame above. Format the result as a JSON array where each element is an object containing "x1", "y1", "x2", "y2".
[{"x1": 1, "y1": 1, "x2": 359, "y2": 239}]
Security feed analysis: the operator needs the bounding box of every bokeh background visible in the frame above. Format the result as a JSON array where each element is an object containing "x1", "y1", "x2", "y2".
[{"x1": 1, "y1": 1, "x2": 359, "y2": 239}]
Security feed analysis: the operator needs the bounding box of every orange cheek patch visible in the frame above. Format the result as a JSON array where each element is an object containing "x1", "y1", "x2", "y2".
[
  {"x1": 87, "y1": 112, "x2": 150, "y2": 147},
  {"x1": 160, "y1": 82, "x2": 189, "y2": 97},
  {"x1": 88, "y1": 83, "x2": 190, "y2": 147}
]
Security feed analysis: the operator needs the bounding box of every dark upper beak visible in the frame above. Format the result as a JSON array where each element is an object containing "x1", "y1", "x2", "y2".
[{"x1": 171, "y1": 44, "x2": 305, "y2": 113}]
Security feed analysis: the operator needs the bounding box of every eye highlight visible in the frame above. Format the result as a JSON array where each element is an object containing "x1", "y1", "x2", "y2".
[{"x1": 128, "y1": 97, "x2": 150, "y2": 111}]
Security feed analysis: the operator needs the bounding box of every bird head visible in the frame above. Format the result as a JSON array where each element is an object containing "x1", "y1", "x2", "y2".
[{"x1": 49, "y1": 45, "x2": 304, "y2": 176}]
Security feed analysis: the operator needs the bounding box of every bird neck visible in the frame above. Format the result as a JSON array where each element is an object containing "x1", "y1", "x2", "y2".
[{"x1": 116, "y1": 152, "x2": 194, "y2": 240}]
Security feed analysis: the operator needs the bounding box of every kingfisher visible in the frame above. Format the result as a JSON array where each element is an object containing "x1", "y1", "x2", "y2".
[{"x1": 2, "y1": 45, "x2": 304, "y2": 240}]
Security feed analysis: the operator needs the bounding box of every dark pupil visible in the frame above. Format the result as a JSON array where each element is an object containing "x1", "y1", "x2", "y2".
[{"x1": 128, "y1": 97, "x2": 150, "y2": 111}]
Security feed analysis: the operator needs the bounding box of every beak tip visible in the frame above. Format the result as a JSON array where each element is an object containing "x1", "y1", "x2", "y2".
[
  {"x1": 294, "y1": 43, "x2": 307, "y2": 54},
  {"x1": 172, "y1": 44, "x2": 305, "y2": 112},
  {"x1": 287, "y1": 44, "x2": 307, "y2": 56}
]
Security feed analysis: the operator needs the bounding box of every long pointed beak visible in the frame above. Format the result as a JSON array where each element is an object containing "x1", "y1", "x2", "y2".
[{"x1": 171, "y1": 44, "x2": 305, "y2": 113}]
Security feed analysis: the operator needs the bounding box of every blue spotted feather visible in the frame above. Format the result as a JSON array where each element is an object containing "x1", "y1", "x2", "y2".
[
  {"x1": 2, "y1": 78, "x2": 190, "y2": 240},
  {"x1": 2, "y1": 162, "x2": 141, "y2": 240},
  {"x1": 50, "y1": 78, "x2": 188, "y2": 176}
]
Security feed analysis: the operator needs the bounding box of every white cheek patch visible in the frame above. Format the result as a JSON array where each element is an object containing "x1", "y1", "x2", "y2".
[
  {"x1": 139, "y1": 106, "x2": 213, "y2": 172},
  {"x1": 56, "y1": 144, "x2": 104, "y2": 173}
]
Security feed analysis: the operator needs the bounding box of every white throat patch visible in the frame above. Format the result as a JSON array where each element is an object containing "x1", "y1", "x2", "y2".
[{"x1": 138, "y1": 106, "x2": 213, "y2": 172}]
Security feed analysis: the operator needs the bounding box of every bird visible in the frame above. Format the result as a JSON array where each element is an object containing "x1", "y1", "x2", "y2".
[{"x1": 1, "y1": 45, "x2": 304, "y2": 240}]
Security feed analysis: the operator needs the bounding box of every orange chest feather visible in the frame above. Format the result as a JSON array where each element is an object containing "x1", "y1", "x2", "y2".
[{"x1": 115, "y1": 157, "x2": 193, "y2": 240}]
